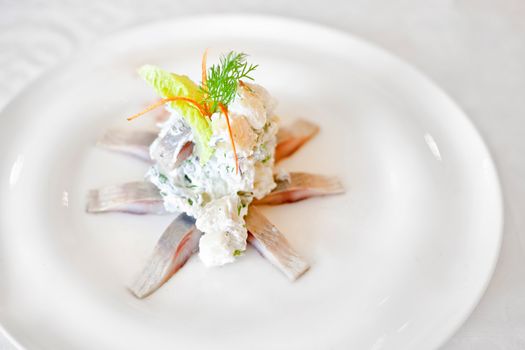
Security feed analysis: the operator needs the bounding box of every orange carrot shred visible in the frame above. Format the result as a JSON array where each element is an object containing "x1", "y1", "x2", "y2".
[
  {"x1": 201, "y1": 49, "x2": 211, "y2": 116},
  {"x1": 202, "y1": 49, "x2": 208, "y2": 87},
  {"x1": 218, "y1": 103, "x2": 239, "y2": 174},
  {"x1": 127, "y1": 97, "x2": 207, "y2": 121}
]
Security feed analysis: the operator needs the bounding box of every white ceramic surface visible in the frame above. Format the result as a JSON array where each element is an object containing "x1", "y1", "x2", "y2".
[{"x1": 0, "y1": 16, "x2": 502, "y2": 350}]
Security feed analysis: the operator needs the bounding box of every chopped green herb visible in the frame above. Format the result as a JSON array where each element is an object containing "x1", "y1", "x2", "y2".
[
  {"x1": 233, "y1": 249, "x2": 242, "y2": 257},
  {"x1": 237, "y1": 203, "x2": 242, "y2": 216},
  {"x1": 158, "y1": 174, "x2": 168, "y2": 184},
  {"x1": 262, "y1": 154, "x2": 271, "y2": 163},
  {"x1": 187, "y1": 198, "x2": 193, "y2": 205},
  {"x1": 184, "y1": 174, "x2": 192, "y2": 183}
]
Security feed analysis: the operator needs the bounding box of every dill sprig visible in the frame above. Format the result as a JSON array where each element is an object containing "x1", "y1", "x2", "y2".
[{"x1": 202, "y1": 51, "x2": 258, "y2": 113}]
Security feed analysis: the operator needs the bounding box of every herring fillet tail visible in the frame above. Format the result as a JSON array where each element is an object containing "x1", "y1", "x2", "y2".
[
  {"x1": 130, "y1": 213, "x2": 202, "y2": 298},
  {"x1": 246, "y1": 206, "x2": 310, "y2": 281},
  {"x1": 253, "y1": 172, "x2": 345, "y2": 205},
  {"x1": 86, "y1": 181, "x2": 166, "y2": 215},
  {"x1": 275, "y1": 119, "x2": 319, "y2": 162},
  {"x1": 96, "y1": 129, "x2": 157, "y2": 162}
]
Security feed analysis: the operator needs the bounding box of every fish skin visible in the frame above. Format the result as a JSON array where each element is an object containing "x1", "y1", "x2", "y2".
[
  {"x1": 150, "y1": 125, "x2": 193, "y2": 173},
  {"x1": 246, "y1": 206, "x2": 310, "y2": 281},
  {"x1": 173, "y1": 142, "x2": 194, "y2": 168},
  {"x1": 275, "y1": 119, "x2": 319, "y2": 162},
  {"x1": 253, "y1": 172, "x2": 345, "y2": 205},
  {"x1": 130, "y1": 213, "x2": 202, "y2": 299},
  {"x1": 97, "y1": 128, "x2": 192, "y2": 167},
  {"x1": 86, "y1": 181, "x2": 167, "y2": 215},
  {"x1": 97, "y1": 129, "x2": 157, "y2": 162}
]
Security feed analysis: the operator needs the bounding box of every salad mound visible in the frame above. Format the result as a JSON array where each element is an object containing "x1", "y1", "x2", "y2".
[{"x1": 132, "y1": 51, "x2": 278, "y2": 266}]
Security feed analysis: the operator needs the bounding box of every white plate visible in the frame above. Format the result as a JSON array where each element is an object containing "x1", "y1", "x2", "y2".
[{"x1": 0, "y1": 15, "x2": 502, "y2": 350}]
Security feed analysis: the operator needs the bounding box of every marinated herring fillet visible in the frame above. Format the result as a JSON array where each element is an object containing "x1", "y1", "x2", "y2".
[
  {"x1": 149, "y1": 120, "x2": 194, "y2": 172},
  {"x1": 130, "y1": 213, "x2": 202, "y2": 298},
  {"x1": 253, "y1": 172, "x2": 345, "y2": 205},
  {"x1": 246, "y1": 207, "x2": 309, "y2": 280},
  {"x1": 86, "y1": 181, "x2": 165, "y2": 215},
  {"x1": 275, "y1": 119, "x2": 319, "y2": 162},
  {"x1": 87, "y1": 172, "x2": 343, "y2": 214}
]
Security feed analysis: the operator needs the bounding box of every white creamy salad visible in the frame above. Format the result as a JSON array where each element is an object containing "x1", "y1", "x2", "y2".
[{"x1": 138, "y1": 52, "x2": 279, "y2": 267}]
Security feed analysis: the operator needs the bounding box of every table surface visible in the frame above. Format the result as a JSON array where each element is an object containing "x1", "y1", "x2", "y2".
[{"x1": 1, "y1": 0, "x2": 524, "y2": 349}]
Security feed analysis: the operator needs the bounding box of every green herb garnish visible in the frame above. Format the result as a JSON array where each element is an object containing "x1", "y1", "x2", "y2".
[
  {"x1": 202, "y1": 51, "x2": 258, "y2": 113},
  {"x1": 187, "y1": 198, "x2": 193, "y2": 205},
  {"x1": 233, "y1": 249, "x2": 242, "y2": 257}
]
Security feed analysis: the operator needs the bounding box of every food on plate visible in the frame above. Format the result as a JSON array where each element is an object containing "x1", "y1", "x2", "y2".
[
  {"x1": 136, "y1": 54, "x2": 278, "y2": 267},
  {"x1": 86, "y1": 50, "x2": 345, "y2": 298},
  {"x1": 87, "y1": 171, "x2": 343, "y2": 215}
]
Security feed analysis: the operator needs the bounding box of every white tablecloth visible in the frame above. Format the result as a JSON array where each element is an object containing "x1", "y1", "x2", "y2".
[{"x1": 1, "y1": 1, "x2": 524, "y2": 349}]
